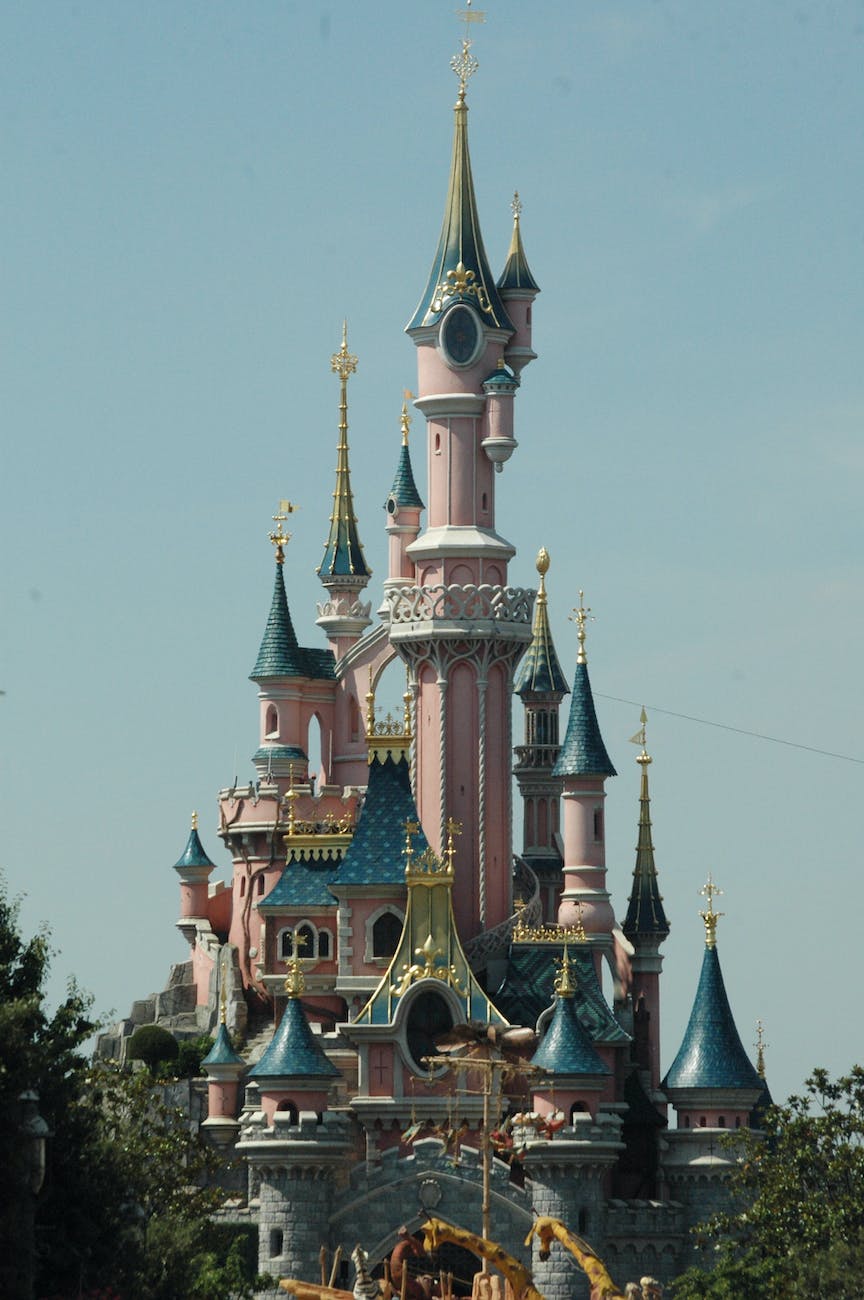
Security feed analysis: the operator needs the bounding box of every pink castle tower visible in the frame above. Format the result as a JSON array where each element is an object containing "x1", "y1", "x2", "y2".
[{"x1": 388, "y1": 42, "x2": 539, "y2": 942}]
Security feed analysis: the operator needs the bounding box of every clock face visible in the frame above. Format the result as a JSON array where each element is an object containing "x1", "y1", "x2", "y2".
[{"x1": 441, "y1": 305, "x2": 480, "y2": 366}]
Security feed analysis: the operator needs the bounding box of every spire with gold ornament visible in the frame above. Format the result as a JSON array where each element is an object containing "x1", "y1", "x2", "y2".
[{"x1": 316, "y1": 322, "x2": 372, "y2": 648}]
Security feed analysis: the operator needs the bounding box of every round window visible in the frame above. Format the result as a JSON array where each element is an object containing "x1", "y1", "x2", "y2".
[{"x1": 441, "y1": 305, "x2": 480, "y2": 367}]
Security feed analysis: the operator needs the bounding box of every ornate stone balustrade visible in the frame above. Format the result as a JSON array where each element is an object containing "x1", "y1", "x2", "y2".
[{"x1": 386, "y1": 583, "x2": 534, "y2": 631}]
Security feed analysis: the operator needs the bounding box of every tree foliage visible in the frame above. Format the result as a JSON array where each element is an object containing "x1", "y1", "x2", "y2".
[
  {"x1": 0, "y1": 879, "x2": 270, "y2": 1298},
  {"x1": 673, "y1": 1067, "x2": 864, "y2": 1298},
  {"x1": 127, "y1": 1023, "x2": 179, "y2": 1071}
]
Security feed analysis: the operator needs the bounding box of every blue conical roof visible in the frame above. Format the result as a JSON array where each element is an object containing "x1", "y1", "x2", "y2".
[
  {"x1": 407, "y1": 95, "x2": 513, "y2": 334},
  {"x1": 497, "y1": 208, "x2": 539, "y2": 294},
  {"x1": 249, "y1": 996, "x2": 340, "y2": 1080},
  {"x1": 622, "y1": 756, "x2": 669, "y2": 940},
  {"x1": 514, "y1": 563, "x2": 569, "y2": 698},
  {"x1": 250, "y1": 563, "x2": 305, "y2": 680},
  {"x1": 202, "y1": 1022, "x2": 244, "y2": 1069},
  {"x1": 388, "y1": 441, "x2": 424, "y2": 510},
  {"x1": 552, "y1": 661, "x2": 616, "y2": 778},
  {"x1": 531, "y1": 990, "x2": 609, "y2": 1077},
  {"x1": 662, "y1": 944, "x2": 761, "y2": 1091},
  {"x1": 173, "y1": 823, "x2": 216, "y2": 871}
]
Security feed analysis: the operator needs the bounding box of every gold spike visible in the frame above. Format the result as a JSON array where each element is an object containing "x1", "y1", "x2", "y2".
[
  {"x1": 191, "y1": 810, "x2": 198, "y2": 831},
  {"x1": 366, "y1": 668, "x2": 376, "y2": 736},
  {"x1": 269, "y1": 501, "x2": 298, "y2": 565},
  {"x1": 511, "y1": 190, "x2": 523, "y2": 222},
  {"x1": 219, "y1": 949, "x2": 229, "y2": 1025},
  {"x1": 400, "y1": 393, "x2": 413, "y2": 446},
  {"x1": 554, "y1": 944, "x2": 576, "y2": 997},
  {"x1": 403, "y1": 819, "x2": 419, "y2": 870},
  {"x1": 754, "y1": 1019, "x2": 768, "y2": 1079},
  {"x1": 445, "y1": 817, "x2": 462, "y2": 873},
  {"x1": 284, "y1": 956, "x2": 305, "y2": 999}
]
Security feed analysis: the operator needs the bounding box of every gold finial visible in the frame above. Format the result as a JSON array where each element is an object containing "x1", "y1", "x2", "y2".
[
  {"x1": 569, "y1": 590, "x2": 594, "y2": 664},
  {"x1": 284, "y1": 956, "x2": 305, "y2": 999},
  {"x1": 754, "y1": 1019, "x2": 768, "y2": 1079},
  {"x1": 366, "y1": 668, "x2": 376, "y2": 736},
  {"x1": 401, "y1": 390, "x2": 414, "y2": 446},
  {"x1": 269, "y1": 501, "x2": 298, "y2": 565},
  {"x1": 451, "y1": 2, "x2": 484, "y2": 101},
  {"x1": 554, "y1": 945, "x2": 576, "y2": 998},
  {"x1": 511, "y1": 190, "x2": 523, "y2": 222},
  {"x1": 330, "y1": 320, "x2": 358, "y2": 384},
  {"x1": 404, "y1": 818, "x2": 420, "y2": 869},
  {"x1": 403, "y1": 668, "x2": 412, "y2": 736},
  {"x1": 535, "y1": 547, "x2": 550, "y2": 604},
  {"x1": 219, "y1": 949, "x2": 229, "y2": 1025},
  {"x1": 445, "y1": 817, "x2": 462, "y2": 873},
  {"x1": 191, "y1": 810, "x2": 198, "y2": 831},
  {"x1": 699, "y1": 874, "x2": 725, "y2": 948},
  {"x1": 285, "y1": 763, "x2": 297, "y2": 835}
]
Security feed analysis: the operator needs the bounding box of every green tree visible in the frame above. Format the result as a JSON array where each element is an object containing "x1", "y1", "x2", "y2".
[
  {"x1": 673, "y1": 1067, "x2": 864, "y2": 1298},
  {"x1": 0, "y1": 880, "x2": 269, "y2": 1299}
]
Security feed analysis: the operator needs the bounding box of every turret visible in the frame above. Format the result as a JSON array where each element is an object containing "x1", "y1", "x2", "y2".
[
  {"x1": 496, "y1": 192, "x2": 539, "y2": 375},
  {"x1": 552, "y1": 593, "x2": 617, "y2": 954},
  {"x1": 383, "y1": 398, "x2": 424, "y2": 598},
  {"x1": 201, "y1": 955, "x2": 246, "y2": 1146},
  {"x1": 661, "y1": 879, "x2": 763, "y2": 1256},
  {"x1": 514, "y1": 548, "x2": 569, "y2": 921},
  {"x1": 173, "y1": 811, "x2": 216, "y2": 946},
  {"x1": 621, "y1": 711, "x2": 670, "y2": 1092},
  {"x1": 316, "y1": 323, "x2": 372, "y2": 653},
  {"x1": 529, "y1": 949, "x2": 610, "y2": 1121}
]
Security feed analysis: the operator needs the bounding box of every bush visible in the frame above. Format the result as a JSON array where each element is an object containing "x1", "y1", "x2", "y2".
[
  {"x1": 128, "y1": 1024, "x2": 179, "y2": 1071},
  {"x1": 176, "y1": 1035, "x2": 215, "y2": 1079}
]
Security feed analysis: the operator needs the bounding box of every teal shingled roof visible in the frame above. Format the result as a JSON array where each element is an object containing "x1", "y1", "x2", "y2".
[
  {"x1": 388, "y1": 442, "x2": 424, "y2": 511},
  {"x1": 514, "y1": 579, "x2": 569, "y2": 699},
  {"x1": 249, "y1": 995, "x2": 340, "y2": 1080},
  {"x1": 622, "y1": 757, "x2": 670, "y2": 941},
  {"x1": 497, "y1": 209, "x2": 540, "y2": 295},
  {"x1": 336, "y1": 754, "x2": 428, "y2": 886},
  {"x1": 260, "y1": 854, "x2": 340, "y2": 909},
  {"x1": 494, "y1": 944, "x2": 629, "y2": 1045},
  {"x1": 202, "y1": 1022, "x2": 244, "y2": 1069},
  {"x1": 250, "y1": 562, "x2": 336, "y2": 682},
  {"x1": 662, "y1": 944, "x2": 762, "y2": 1092},
  {"x1": 173, "y1": 824, "x2": 216, "y2": 871},
  {"x1": 407, "y1": 96, "x2": 513, "y2": 334},
  {"x1": 531, "y1": 989, "x2": 609, "y2": 1077},
  {"x1": 552, "y1": 661, "x2": 616, "y2": 778},
  {"x1": 250, "y1": 563, "x2": 305, "y2": 679}
]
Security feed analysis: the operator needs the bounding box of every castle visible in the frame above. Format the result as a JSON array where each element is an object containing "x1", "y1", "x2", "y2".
[{"x1": 100, "y1": 25, "x2": 768, "y2": 1296}]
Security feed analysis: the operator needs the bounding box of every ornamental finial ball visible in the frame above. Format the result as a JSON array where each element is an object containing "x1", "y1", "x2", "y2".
[{"x1": 536, "y1": 547, "x2": 550, "y2": 577}]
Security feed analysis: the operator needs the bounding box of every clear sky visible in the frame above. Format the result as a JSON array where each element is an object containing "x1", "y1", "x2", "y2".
[{"x1": 1, "y1": 1, "x2": 861, "y2": 1106}]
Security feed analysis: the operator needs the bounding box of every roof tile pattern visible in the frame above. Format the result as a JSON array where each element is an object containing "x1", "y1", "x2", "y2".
[
  {"x1": 662, "y1": 944, "x2": 762, "y2": 1091},
  {"x1": 249, "y1": 996, "x2": 340, "y2": 1080},
  {"x1": 552, "y1": 661, "x2": 616, "y2": 778}
]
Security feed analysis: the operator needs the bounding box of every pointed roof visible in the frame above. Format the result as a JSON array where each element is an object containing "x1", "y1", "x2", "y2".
[
  {"x1": 497, "y1": 193, "x2": 540, "y2": 295},
  {"x1": 336, "y1": 755, "x2": 429, "y2": 887},
  {"x1": 622, "y1": 739, "x2": 670, "y2": 940},
  {"x1": 387, "y1": 402, "x2": 424, "y2": 510},
  {"x1": 514, "y1": 549, "x2": 569, "y2": 698},
  {"x1": 662, "y1": 943, "x2": 761, "y2": 1092},
  {"x1": 250, "y1": 561, "x2": 305, "y2": 679},
  {"x1": 317, "y1": 324, "x2": 370, "y2": 586},
  {"x1": 173, "y1": 814, "x2": 216, "y2": 871},
  {"x1": 202, "y1": 1022, "x2": 244, "y2": 1069},
  {"x1": 249, "y1": 965, "x2": 340, "y2": 1081},
  {"x1": 530, "y1": 955, "x2": 608, "y2": 1076},
  {"x1": 552, "y1": 661, "x2": 616, "y2": 778},
  {"x1": 494, "y1": 943, "x2": 629, "y2": 1044},
  {"x1": 407, "y1": 90, "x2": 513, "y2": 334}
]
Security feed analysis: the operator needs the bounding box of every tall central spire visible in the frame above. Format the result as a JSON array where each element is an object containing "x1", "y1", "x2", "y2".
[{"x1": 406, "y1": 27, "x2": 512, "y2": 335}]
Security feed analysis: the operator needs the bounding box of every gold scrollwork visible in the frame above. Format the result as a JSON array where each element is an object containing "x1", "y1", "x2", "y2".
[{"x1": 431, "y1": 261, "x2": 492, "y2": 316}]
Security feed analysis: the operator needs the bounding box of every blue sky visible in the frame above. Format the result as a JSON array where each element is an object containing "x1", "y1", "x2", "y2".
[{"x1": 1, "y1": 1, "x2": 862, "y2": 1105}]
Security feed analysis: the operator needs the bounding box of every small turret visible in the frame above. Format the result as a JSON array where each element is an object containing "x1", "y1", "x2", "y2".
[
  {"x1": 553, "y1": 593, "x2": 616, "y2": 943},
  {"x1": 173, "y1": 811, "x2": 216, "y2": 946},
  {"x1": 201, "y1": 951, "x2": 246, "y2": 1144},
  {"x1": 383, "y1": 397, "x2": 424, "y2": 599},
  {"x1": 316, "y1": 323, "x2": 372, "y2": 651},
  {"x1": 662, "y1": 878, "x2": 762, "y2": 1122},
  {"x1": 496, "y1": 192, "x2": 539, "y2": 375},
  {"x1": 530, "y1": 950, "x2": 610, "y2": 1120},
  {"x1": 249, "y1": 958, "x2": 340, "y2": 1124}
]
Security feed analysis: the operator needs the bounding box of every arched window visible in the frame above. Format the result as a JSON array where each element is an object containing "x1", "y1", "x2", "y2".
[
  {"x1": 275, "y1": 1099, "x2": 298, "y2": 1124},
  {"x1": 256, "y1": 874, "x2": 265, "y2": 896},
  {"x1": 406, "y1": 990, "x2": 453, "y2": 1073},
  {"x1": 265, "y1": 706, "x2": 278, "y2": 738},
  {"x1": 368, "y1": 910, "x2": 403, "y2": 961},
  {"x1": 718, "y1": 1115, "x2": 726, "y2": 1128},
  {"x1": 239, "y1": 876, "x2": 246, "y2": 897},
  {"x1": 278, "y1": 922, "x2": 333, "y2": 963}
]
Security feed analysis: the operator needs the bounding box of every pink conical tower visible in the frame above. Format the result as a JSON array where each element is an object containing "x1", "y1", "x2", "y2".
[{"x1": 387, "y1": 39, "x2": 538, "y2": 943}]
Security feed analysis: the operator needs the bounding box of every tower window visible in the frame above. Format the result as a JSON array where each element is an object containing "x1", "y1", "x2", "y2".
[
  {"x1": 265, "y1": 706, "x2": 278, "y2": 738},
  {"x1": 256, "y1": 874, "x2": 265, "y2": 896},
  {"x1": 481, "y1": 491, "x2": 488, "y2": 512},
  {"x1": 270, "y1": 1229, "x2": 283, "y2": 1258},
  {"x1": 370, "y1": 910, "x2": 403, "y2": 960},
  {"x1": 718, "y1": 1115, "x2": 726, "y2": 1128},
  {"x1": 593, "y1": 808, "x2": 604, "y2": 841},
  {"x1": 278, "y1": 922, "x2": 332, "y2": 963},
  {"x1": 434, "y1": 432, "x2": 441, "y2": 454},
  {"x1": 239, "y1": 876, "x2": 246, "y2": 898}
]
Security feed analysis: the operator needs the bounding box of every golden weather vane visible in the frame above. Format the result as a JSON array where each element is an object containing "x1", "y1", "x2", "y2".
[
  {"x1": 269, "y1": 501, "x2": 298, "y2": 564},
  {"x1": 401, "y1": 389, "x2": 414, "y2": 444},
  {"x1": 452, "y1": 1, "x2": 485, "y2": 99},
  {"x1": 754, "y1": 1019, "x2": 769, "y2": 1078}
]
